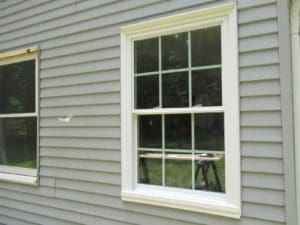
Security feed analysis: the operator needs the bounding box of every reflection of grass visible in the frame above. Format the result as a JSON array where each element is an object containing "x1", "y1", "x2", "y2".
[
  {"x1": 8, "y1": 160, "x2": 36, "y2": 169},
  {"x1": 139, "y1": 156, "x2": 225, "y2": 192},
  {"x1": 139, "y1": 159, "x2": 162, "y2": 185},
  {"x1": 166, "y1": 160, "x2": 191, "y2": 188}
]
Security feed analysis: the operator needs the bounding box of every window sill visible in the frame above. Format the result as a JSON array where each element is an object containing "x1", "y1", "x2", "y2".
[
  {"x1": 0, "y1": 166, "x2": 38, "y2": 185},
  {"x1": 122, "y1": 185, "x2": 240, "y2": 218}
]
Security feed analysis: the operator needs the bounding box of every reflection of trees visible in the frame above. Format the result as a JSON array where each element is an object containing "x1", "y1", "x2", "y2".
[
  {"x1": 162, "y1": 32, "x2": 188, "y2": 70},
  {"x1": 191, "y1": 26, "x2": 221, "y2": 66},
  {"x1": 192, "y1": 69, "x2": 222, "y2": 106},
  {"x1": 0, "y1": 60, "x2": 35, "y2": 166},
  {"x1": 0, "y1": 60, "x2": 35, "y2": 114},
  {"x1": 0, "y1": 119, "x2": 7, "y2": 164},
  {"x1": 195, "y1": 114, "x2": 224, "y2": 150},
  {"x1": 163, "y1": 72, "x2": 188, "y2": 107},
  {"x1": 0, "y1": 67, "x2": 7, "y2": 164},
  {"x1": 136, "y1": 75, "x2": 159, "y2": 108},
  {"x1": 135, "y1": 38, "x2": 159, "y2": 73},
  {"x1": 165, "y1": 115, "x2": 191, "y2": 149}
]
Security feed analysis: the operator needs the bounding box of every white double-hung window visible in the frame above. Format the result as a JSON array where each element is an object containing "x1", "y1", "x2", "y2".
[
  {"x1": 121, "y1": 3, "x2": 240, "y2": 218},
  {"x1": 0, "y1": 47, "x2": 39, "y2": 184}
]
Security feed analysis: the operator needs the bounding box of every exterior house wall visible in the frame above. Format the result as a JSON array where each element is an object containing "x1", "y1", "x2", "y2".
[{"x1": 0, "y1": 0, "x2": 292, "y2": 224}]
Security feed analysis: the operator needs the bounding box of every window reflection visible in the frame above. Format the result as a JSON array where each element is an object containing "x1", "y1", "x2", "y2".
[
  {"x1": 165, "y1": 152, "x2": 192, "y2": 189},
  {"x1": 134, "y1": 38, "x2": 159, "y2": 73},
  {"x1": 162, "y1": 32, "x2": 188, "y2": 70},
  {"x1": 0, "y1": 60, "x2": 35, "y2": 114},
  {"x1": 194, "y1": 153, "x2": 225, "y2": 192},
  {"x1": 138, "y1": 151, "x2": 162, "y2": 185},
  {"x1": 162, "y1": 72, "x2": 188, "y2": 107},
  {"x1": 191, "y1": 26, "x2": 221, "y2": 67},
  {"x1": 195, "y1": 114, "x2": 224, "y2": 151},
  {"x1": 0, "y1": 117, "x2": 37, "y2": 168},
  {"x1": 136, "y1": 75, "x2": 159, "y2": 109},
  {"x1": 138, "y1": 115, "x2": 162, "y2": 148},
  {"x1": 192, "y1": 69, "x2": 222, "y2": 106},
  {"x1": 165, "y1": 114, "x2": 191, "y2": 149}
]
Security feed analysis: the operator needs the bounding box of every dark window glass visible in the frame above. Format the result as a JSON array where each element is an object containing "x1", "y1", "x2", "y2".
[
  {"x1": 191, "y1": 26, "x2": 221, "y2": 67},
  {"x1": 138, "y1": 151, "x2": 162, "y2": 185},
  {"x1": 0, "y1": 60, "x2": 35, "y2": 114},
  {"x1": 194, "y1": 154, "x2": 225, "y2": 193},
  {"x1": 192, "y1": 69, "x2": 222, "y2": 106},
  {"x1": 162, "y1": 72, "x2": 188, "y2": 107},
  {"x1": 134, "y1": 38, "x2": 159, "y2": 73},
  {"x1": 0, "y1": 117, "x2": 37, "y2": 168},
  {"x1": 165, "y1": 114, "x2": 191, "y2": 149},
  {"x1": 165, "y1": 152, "x2": 192, "y2": 189},
  {"x1": 135, "y1": 75, "x2": 159, "y2": 109},
  {"x1": 195, "y1": 114, "x2": 224, "y2": 151},
  {"x1": 138, "y1": 115, "x2": 162, "y2": 148},
  {"x1": 162, "y1": 32, "x2": 188, "y2": 70}
]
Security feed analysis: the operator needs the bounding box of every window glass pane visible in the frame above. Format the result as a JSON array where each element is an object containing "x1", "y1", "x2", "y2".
[
  {"x1": 165, "y1": 152, "x2": 192, "y2": 189},
  {"x1": 162, "y1": 32, "x2": 188, "y2": 70},
  {"x1": 162, "y1": 72, "x2": 188, "y2": 107},
  {"x1": 0, "y1": 117, "x2": 37, "y2": 168},
  {"x1": 138, "y1": 151, "x2": 162, "y2": 185},
  {"x1": 191, "y1": 26, "x2": 221, "y2": 67},
  {"x1": 134, "y1": 38, "x2": 159, "y2": 73},
  {"x1": 138, "y1": 115, "x2": 162, "y2": 148},
  {"x1": 192, "y1": 69, "x2": 222, "y2": 106},
  {"x1": 195, "y1": 114, "x2": 224, "y2": 151},
  {"x1": 165, "y1": 114, "x2": 191, "y2": 149},
  {"x1": 194, "y1": 154, "x2": 225, "y2": 193},
  {"x1": 135, "y1": 75, "x2": 159, "y2": 109},
  {"x1": 0, "y1": 60, "x2": 35, "y2": 114}
]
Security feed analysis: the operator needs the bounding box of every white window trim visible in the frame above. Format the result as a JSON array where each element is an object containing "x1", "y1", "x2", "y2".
[
  {"x1": 0, "y1": 47, "x2": 39, "y2": 185},
  {"x1": 121, "y1": 3, "x2": 240, "y2": 218}
]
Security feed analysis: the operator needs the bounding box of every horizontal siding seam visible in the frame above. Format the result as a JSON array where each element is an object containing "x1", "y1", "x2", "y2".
[
  {"x1": 0, "y1": 213, "x2": 40, "y2": 225},
  {"x1": 239, "y1": 46, "x2": 278, "y2": 54},
  {"x1": 0, "y1": 0, "x2": 112, "y2": 32},
  {"x1": 0, "y1": 186, "x2": 283, "y2": 225},
  {"x1": 41, "y1": 80, "x2": 120, "y2": 91},
  {"x1": 0, "y1": 0, "x2": 48, "y2": 19},
  {"x1": 0, "y1": 205, "x2": 79, "y2": 225},
  {"x1": 0, "y1": 0, "x2": 23, "y2": 11},
  {"x1": 240, "y1": 78, "x2": 280, "y2": 83},
  {"x1": 0, "y1": 195, "x2": 136, "y2": 225},
  {"x1": 240, "y1": 93, "x2": 281, "y2": 98},
  {"x1": 238, "y1": 1, "x2": 277, "y2": 10},
  {"x1": 40, "y1": 69, "x2": 119, "y2": 82},
  {"x1": 0, "y1": 190, "x2": 200, "y2": 225},
  {"x1": 0, "y1": 1, "x2": 162, "y2": 45},
  {"x1": 41, "y1": 56, "x2": 119, "y2": 71},
  {"x1": 41, "y1": 43, "x2": 119, "y2": 62},
  {"x1": 240, "y1": 62, "x2": 279, "y2": 69},
  {"x1": 41, "y1": 67, "x2": 119, "y2": 79},
  {"x1": 242, "y1": 185, "x2": 284, "y2": 191},
  {"x1": 239, "y1": 30, "x2": 279, "y2": 39},
  {"x1": 40, "y1": 80, "x2": 120, "y2": 89},
  {"x1": 239, "y1": 16, "x2": 277, "y2": 26}
]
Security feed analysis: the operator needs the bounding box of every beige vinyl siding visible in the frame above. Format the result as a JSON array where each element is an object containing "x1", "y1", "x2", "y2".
[{"x1": 0, "y1": 0, "x2": 287, "y2": 225}]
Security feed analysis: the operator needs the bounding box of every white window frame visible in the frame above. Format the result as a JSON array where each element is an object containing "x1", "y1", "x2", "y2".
[
  {"x1": 0, "y1": 47, "x2": 39, "y2": 185},
  {"x1": 121, "y1": 3, "x2": 240, "y2": 218}
]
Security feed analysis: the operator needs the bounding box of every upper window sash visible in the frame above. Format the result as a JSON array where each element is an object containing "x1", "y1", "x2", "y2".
[
  {"x1": 0, "y1": 47, "x2": 39, "y2": 184},
  {"x1": 0, "y1": 48, "x2": 39, "y2": 116}
]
